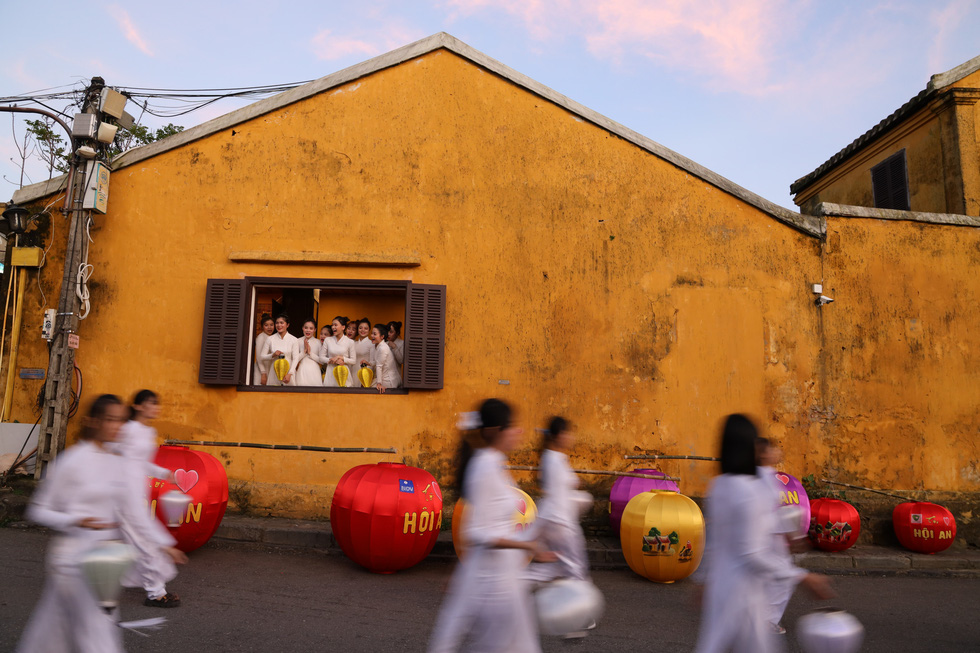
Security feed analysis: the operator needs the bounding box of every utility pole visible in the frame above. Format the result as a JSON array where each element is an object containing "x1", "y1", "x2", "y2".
[{"x1": 34, "y1": 78, "x2": 104, "y2": 479}]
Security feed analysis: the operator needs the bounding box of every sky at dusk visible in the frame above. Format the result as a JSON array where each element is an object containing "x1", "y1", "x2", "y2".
[{"x1": 1, "y1": 0, "x2": 978, "y2": 210}]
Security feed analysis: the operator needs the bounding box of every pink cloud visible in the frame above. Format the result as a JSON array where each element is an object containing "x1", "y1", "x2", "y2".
[
  {"x1": 107, "y1": 5, "x2": 154, "y2": 57},
  {"x1": 310, "y1": 26, "x2": 426, "y2": 61}
]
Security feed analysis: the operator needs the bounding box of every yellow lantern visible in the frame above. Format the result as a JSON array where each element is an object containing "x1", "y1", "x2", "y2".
[
  {"x1": 358, "y1": 366, "x2": 375, "y2": 388},
  {"x1": 620, "y1": 490, "x2": 705, "y2": 583},
  {"x1": 451, "y1": 487, "x2": 537, "y2": 558},
  {"x1": 273, "y1": 355, "x2": 290, "y2": 382},
  {"x1": 333, "y1": 365, "x2": 350, "y2": 387}
]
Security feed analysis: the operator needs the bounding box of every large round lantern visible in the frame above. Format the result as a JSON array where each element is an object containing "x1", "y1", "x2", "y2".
[
  {"x1": 609, "y1": 469, "x2": 679, "y2": 535},
  {"x1": 330, "y1": 462, "x2": 443, "y2": 573},
  {"x1": 620, "y1": 490, "x2": 704, "y2": 583},
  {"x1": 451, "y1": 487, "x2": 537, "y2": 558},
  {"x1": 808, "y1": 498, "x2": 860, "y2": 552},
  {"x1": 892, "y1": 502, "x2": 956, "y2": 554},
  {"x1": 770, "y1": 470, "x2": 811, "y2": 537},
  {"x1": 148, "y1": 446, "x2": 228, "y2": 553}
]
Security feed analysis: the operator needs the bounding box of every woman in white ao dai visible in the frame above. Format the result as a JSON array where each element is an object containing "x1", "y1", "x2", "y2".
[
  {"x1": 320, "y1": 316, "x2": 356, "y2": 387},
  {"x1": 352, "y1": 318, "x2": 375, "y2": 387},
  {"x1": 17, "y1": 395, "x2": 186, "y2": 653},
  {"x1": 695, "y1": 415, "x2": 833, "y2": 653},
  {"x1": 292, "y1": 320, "x2": 324, "y2": 387},
  {"x1": 260, "y1": 315, "x2": 299, "y2": 386},
  {"x1": 428, "y1": 399, "x2": 554, "y2": 653},
  {"x1": 387, "y1": 321, "x2": 405, "y2": 367},
  {"x1": 370, "y1": 324, "x2": 402, "y2": 393},
  {"x1": 526, "y1": 417, "x2": 590, "y2": 583},
  {"x1": 253, "y1": 315, "x2": 274, "y2": 385}
]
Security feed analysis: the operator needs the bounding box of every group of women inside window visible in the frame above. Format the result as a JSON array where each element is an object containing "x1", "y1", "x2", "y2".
[{"x1": 253, "y1": 314, "x2": 404, "y2": 392}]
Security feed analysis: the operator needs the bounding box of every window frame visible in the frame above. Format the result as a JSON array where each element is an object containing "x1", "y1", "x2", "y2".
[{"x1": 199, "y1": 276, "x2": 445, "y2": 393}]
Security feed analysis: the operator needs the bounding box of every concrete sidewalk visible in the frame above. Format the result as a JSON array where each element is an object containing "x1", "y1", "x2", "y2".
[{"x1": 212, "y1": 514, "x2": 980, "y2": 577}]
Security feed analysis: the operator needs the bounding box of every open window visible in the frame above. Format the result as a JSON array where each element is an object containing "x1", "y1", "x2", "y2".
[{"x1": 198, "y1": 277, "x2": 445, "y2": 392}]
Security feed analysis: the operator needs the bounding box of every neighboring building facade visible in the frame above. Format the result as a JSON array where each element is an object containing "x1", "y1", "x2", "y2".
[
  {"x1": 3, "y1": 35, "x2": 978, "y2": 529},
  {"x1": 792, "y1": 56, "x2": 980, "y2": 217}
]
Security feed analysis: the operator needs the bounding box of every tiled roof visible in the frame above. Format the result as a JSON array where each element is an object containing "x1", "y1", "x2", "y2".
[{"x1": 790, "y1": 54, "x2": 980, "y2": 196}]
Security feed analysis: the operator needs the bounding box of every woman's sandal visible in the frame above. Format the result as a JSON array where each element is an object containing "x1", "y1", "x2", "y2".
[{"x1": 144, "y1": 592, "x2": 181, "y2": 608}]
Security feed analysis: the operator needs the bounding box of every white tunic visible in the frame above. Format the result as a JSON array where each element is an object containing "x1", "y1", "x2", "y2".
[
  {"x1": 260, "y1": 332, "x2": 299, "y2": 387},
  {"x1": 292, "y1": 336, "x2": 323, "y2": 387},
  {"x1": 253, "y1": 332, "x2": 271, "y2": 385},
  {"x1": 320, "y1": 335, "x2": 355, "y2": 387},
  {"x1": 352, "y1": 337, "x2": 375, "y2": 387},
  {"x1": 428, "y1": 448, "x2": 541, "y2": 653},
  {"x1": 388, "y1": 337, "x2": 405, "y2": 366},
  {"x1": 111, "y1": 421, "x2": 178, "y2": 597},
  {"x1": 759, "y1": 465, "x2": 796, "y2": 625},
  {"x1": 526, "y1": 449, "x2": 589, "y2": 581},
  {"x1": 695, "y1": 474, "x2": 806, "y2": 653},
  {"x1": 374, "y1": 341, "x2": 402, "y2": 390},
  {"x1": 17, "y1": 441, "x2": 163, "y2": 653}
]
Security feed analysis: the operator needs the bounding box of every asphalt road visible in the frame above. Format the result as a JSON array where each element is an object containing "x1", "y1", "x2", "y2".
[{"x1": 1, "y1": 528, "x2": 977, "y2": 652}]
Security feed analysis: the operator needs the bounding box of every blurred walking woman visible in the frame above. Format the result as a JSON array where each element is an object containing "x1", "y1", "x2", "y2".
[
  {"x1": 428, "y1": 399, "x2": 553, "y2": 653},
  {"x1": 293, "y1": 320, "x2": 323, "y2": 387},
  {"x1": 320, "y1": 316, "x2": 356, "y2": 387},
  {"x1": 694, "y1": 414, "x2": 832, "y2": 653},
  {"x1": 17, "y1": 395, "x2": 186, "y2": 653},
  {"x1": 526, "y1": 417, "x2": 590, "y2": 583},
  {"x1": 114, "y1": 390, "x2": 185, "y2": 608}
]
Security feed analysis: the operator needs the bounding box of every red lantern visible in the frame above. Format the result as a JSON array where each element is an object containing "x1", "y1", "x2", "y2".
[
  {"x1": 808, "y1": 498, "x2": 860, "y2": 552},
  {"x1": 330, "y1": 462, "x2": 443, "y2": 573},
  {"x1": 147, "y1": 446, "x2": 229, "y2": 553},
  {"x1": 892, "y1": 502, "x2": 956, "y2": 554}
]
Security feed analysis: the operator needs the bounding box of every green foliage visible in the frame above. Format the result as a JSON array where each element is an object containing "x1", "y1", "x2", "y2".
[
  {"x1": 25, "y1": 119, "x2": 69, "y2": 179},
  {"x1": 668, "y1": 531, "x2": 680, "y2": 545},
  {"x1": 108, "y1": 123, "x2": 184, "y2": 159},
  {"x1": 648, "y1": 526, "x2": 661, "y2": 537}
]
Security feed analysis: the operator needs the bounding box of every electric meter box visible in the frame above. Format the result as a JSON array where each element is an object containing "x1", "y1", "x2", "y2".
[{"x1": 81, "y1": 161, "x2": 110, "y2": 214}]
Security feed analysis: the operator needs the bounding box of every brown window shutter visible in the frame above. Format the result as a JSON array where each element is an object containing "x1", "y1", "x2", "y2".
[
  {"x1": 198, "y1": 279, "x2": 247, "y2": 385},
  {"x1": 872, "y1": 150, "x2": 910, "y2": 211},
  {"x1": 403, "y1": 283, "x2": 446, "y2": 390}
]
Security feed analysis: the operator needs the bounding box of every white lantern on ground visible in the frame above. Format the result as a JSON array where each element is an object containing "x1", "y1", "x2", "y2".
[
  {"x1": 797, "y1": 608, "x2": 864, "y2": 653},
  {"x1": 79, "y1": 541, "x2": 137, "y2": 612},
  {"x1": 535, "y1": 578, "x2": 604, "y2": 637},
  {"x1": 159, "y1": 490, "x2": 192, "y2": 527}
]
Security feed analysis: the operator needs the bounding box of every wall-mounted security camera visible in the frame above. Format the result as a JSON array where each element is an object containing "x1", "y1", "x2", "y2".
[{"x1": 815, "y1": 295, "x2": 834, "y2": 306}]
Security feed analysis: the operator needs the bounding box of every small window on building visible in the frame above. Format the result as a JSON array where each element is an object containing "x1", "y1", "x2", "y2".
[
  {"x1": 197, "y1": 277, "x2": 445, "y2": 392},
  {"x1": 871, "y1": 150, "x2": 910, "y2": 211}
]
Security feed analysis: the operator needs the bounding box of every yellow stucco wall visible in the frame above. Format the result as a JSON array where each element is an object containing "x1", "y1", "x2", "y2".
[
  {"x1": 794, "y1": 69, "x2": 980, "y2": 216},
  {"x1": 3, "y1": 50, "x2": 977, "y2": 519},
  {"x1": 820, "y1": 218, "x2": 980, "y2": 492}
]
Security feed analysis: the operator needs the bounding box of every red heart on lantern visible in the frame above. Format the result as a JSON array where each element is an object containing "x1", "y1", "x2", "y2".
[
  {"x1": 775, "y1": 474, "x2": 790, "y2": 486},
  {"x1": 516, "y1": 498, "x2": 527, "y2": 515},
  {"x1": 175, "y1": 468, "x2": 199, "y2": 493},
  {"x1": 944, "y1": 516, "x2": 950, "y2": 526}
]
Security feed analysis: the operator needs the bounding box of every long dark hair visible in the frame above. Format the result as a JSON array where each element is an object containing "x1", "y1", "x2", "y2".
[
  {"x1": 128, "y1": 389, "x2": 158, "y2": 421},
  {"x1": 387, "y1": 321, "x2": 402, "y2": 338},
  {"x1": 372, "y1": 324, "x2": 389, "y2": 341},
  {"x1": 539, "y1": 416, "x2": 569, "y2": 487},
  {"x1": 719, "y1": 414, "x2": 759, "y2": 476},
  {"x1": 456, "y1": 398, "x2": 512, "y2": 498},
  {"x1": 81, "y1": 394, "x2": 123, "y2": 441}
]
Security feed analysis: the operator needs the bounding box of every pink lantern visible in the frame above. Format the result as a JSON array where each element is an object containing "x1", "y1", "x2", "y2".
[
  {"x1": 609, "y1": 469, "x2": 679, "y2": 535},
  {"x1": 770, "y1": 471, "x2": 811, "y2": 537}
]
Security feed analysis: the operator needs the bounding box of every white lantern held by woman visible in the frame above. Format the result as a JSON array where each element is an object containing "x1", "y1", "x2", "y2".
[
  {"x1": 79, "y1": 540, "x2": 137, "y2": 612},
  {"x1": 535, "y1": 577, "x2": 605, "y2": 637},
  {"x1": 797, "y1": 608, "x2": 865, "y2": 653},
  {"x1": 159, "y1": 489, "x2": 192, "y2": 528}
]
